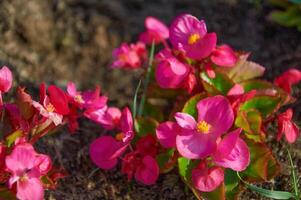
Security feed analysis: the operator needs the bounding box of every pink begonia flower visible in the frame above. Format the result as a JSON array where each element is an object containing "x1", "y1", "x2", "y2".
[
  {"x1": 277, "y1": 109, "x2": 299, "y2": 143},
  {"x1": 169, "y1": 14, "x2": 217, "y2": 60},
  {"x1": 274, "y1": 68, "x2": 301, "y2": 94},
  {"x1": 139, "y1": 16, "x2": 169, "y2": 45},
  {"x1": 67, "y1": 82, "x2": 108, "y2": 109},
  {"x1": 211, "y1": 45, "x2": 238, "y2": 67},
  {"x1": 32, "y1": 84, "x2": 70, "y2": 126},
  {"x1": 5, "y1": 143, "x2": 52, "y2": 200},
  {"x1": 155, "y1": 56, "x2": 190, "y2": 89},
  {"x1": 111, "y1": 42, "x2": 147, "y2": 69},
  {"x1": 175, "y1": 95, "x2": 234, "y2": 159},
  {"x1": 0, "y1": 66, "x2": 13, "y2": 93},
  {"x1": 212, "y1": 129, "x2": 250, "y2": 171},
  {"x1": 122, "y1": 151, "x2": 159, "y2": 185},
  {"x1": 90, "y1": 107, "x2": 134, "y2": 169},
  {"x1": 192, "y1": 161, "x2": 224, "y2": 192},
  {"x1": 227, "y1": 84, "x2": 244, "y2": 96}
]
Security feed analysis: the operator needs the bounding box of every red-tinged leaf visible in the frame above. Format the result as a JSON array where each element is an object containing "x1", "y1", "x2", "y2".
[
  {"x1": 182, "y1": 93, "x2": 206, "y2": 118},
  {"x1": 202, "y1": 183, "x2": 226, "y2": 200},
  {"x1": 156, "y1": 148, "x2": 177, "y2": 173},
  {"x1": 241, "y1": 139, "x2": 280, "y2": 182},
  {"x1": 16, "y1": 87, "x2": 35, "y2": 120},
  {"x1": 239, "y1": 95, "x2": 281, "y2": 118},
  {"x1": 0, "y1": 187, "x2": 16, "y2": 200},
  {"x1": 200, "y1": 71, "x2": 235, "y2": 95},
  {"x1": 235, "y1": 110, "x2": 265, "y2": 142},
  {"x1": 221, "y1": 54, "x2": 265, "y2": 83}
]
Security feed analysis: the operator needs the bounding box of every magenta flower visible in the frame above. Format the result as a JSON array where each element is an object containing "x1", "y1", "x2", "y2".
[
  {"x1": 211, "y1": 45, "x2": 238, "y2": 67},
  {"x1": 175, "y1": 95, "x2": 234, "y2": 159},
  {"x1": 169, "y1": 14, "x2": 217, "y2": 60},
  {"x1": 155, "y1": 56, "x2": 190, "y2": 89},
  {"x1": 89, "y1": 107, "x2": 134, "y2": 169},
  {"x1": 192, "y1": 161, "x2": 224, "y2": 192},
  {"x1": 88, "y1": 107, "x2": 121, "y2": 130},
  {"x1": 111, "y1": 42, "x2": 147, "y2": 69},
  {"x1": 139, "y1": 16, "x2": 169, "y2": 45},
  {"x1": 5, "y1": 143, "x2": 52, "y2": 200},
  {"x1": 121, "y1": 151, "x2": 159, "y2": 185},
  {"x1": 212, "y1": 129, "x2": 250, "y2": 171},
  {"x1": 277, "y1": 109, "x2": 299, "y2": 143}
]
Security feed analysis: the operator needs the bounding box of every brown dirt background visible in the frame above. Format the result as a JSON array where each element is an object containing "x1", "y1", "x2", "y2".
[{"x1": 0, "y1": 0, "x2": 300, "y2": 199}]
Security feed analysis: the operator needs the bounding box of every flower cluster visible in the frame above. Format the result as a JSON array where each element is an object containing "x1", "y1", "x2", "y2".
[{"x1": 90, "y1": 13, "x2": 301, "y2": 198}]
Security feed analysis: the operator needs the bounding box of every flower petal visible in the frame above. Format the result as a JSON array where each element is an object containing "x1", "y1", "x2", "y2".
[
  {"x1": 135, "y1": 155, "x2": 159, "y2": 185},
  {"x1": 0, "y1": 66, "x2": 13, "y2": 93},
  {"x1": 197, "y1": 95, "x2": 234, "y2": 137},
  {"x1": 17, "y1": 178, "x2": 44, "y2": 200},
  {"x1": 174, "y1": 112, "x2": 197, "y2": 130},
  {"x1": 192, "y1": 163, "x2": 224, "y2": 192},
  {"x1": 211, "y1": 45, "x2": 238, "y2": 67},
  {"x1": 120, "y1": 107, "x2": 133, "y2": 133},
  {"x1": 89, "y1": 136, "x2": 126, "y2": 169},
  {"x1": 156, "y1": 121, "x2": 180, "y2": 148},
  {"x1": 176, "y1": 131, "x2": 216, "y2": 159}
]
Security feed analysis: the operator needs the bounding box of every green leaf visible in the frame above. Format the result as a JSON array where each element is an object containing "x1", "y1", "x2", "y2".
[
  {"x1": 246, "y1": 184, "x2": 295, "y2": 199},
  {"x1": 6, "y1": 130, "x2": 23, "y2": 147},
  {"x1": 143, "y1": 102, "x2": 164, "y2": 122},
  {"x1": 287, "y1": 148, "x2": 300, "y2": 199},
  {"x1": 201, "y1": 71, "x2": 234, "y2": 95},
  {"x1": 178, "y1": 157, "x2": 199, "y2": 181},
  {"x1": 239, "y1": 95, "x2": 281, "y2": 117},
  {"x1": 241, "y1": 139, "x2": 280, "y2": 182},
  {"x1": 182, "y1": 93, "x2": 206, "y2": 118},
  {"x1": 0, "y1": 187, "x2": 16, "y2": 200},
  {"x1": 221, "y1": 54, "x2": 265, "y2": 83},
  {"x1": 156, "y1": 148, "x2": 176, "y2": 173},
  {"x1": 132, "y1": 79, "x2": 142, "y2": 120},
  {"x1": 134, "y1": 117, "x2": 158, "y2": 138},
  {"x1": 270, "y1": 6, "x2": 301, "y2": 27}
]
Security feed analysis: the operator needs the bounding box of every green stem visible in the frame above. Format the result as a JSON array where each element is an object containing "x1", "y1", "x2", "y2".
[
  {"x1": 287, "y1": 147, "x2": 300, "y2": 200},
  {"x1": 138, "y1": 40, "x2": 155, "y2": 117},
  {"x1": 132, "y1": 79, "x2": 142, "y2": 120}
]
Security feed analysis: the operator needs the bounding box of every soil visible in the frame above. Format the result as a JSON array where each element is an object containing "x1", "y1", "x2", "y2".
[{"x1": 0, "y1": 0, "x2": 300, "y2": 199}]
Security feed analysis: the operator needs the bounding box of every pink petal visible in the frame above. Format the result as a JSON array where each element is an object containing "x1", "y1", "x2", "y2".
[
  {"x1": 156, "y1": 121, "x2": 180, "y2": 148},
  {"x1": 66, "y1": 81, "x2": 77, "y2": 97},
  {"x1": 174, "y1": 112, "x2": 197, "y2": 130},
  {"x1": 176, "y1": 131, "x2": 216, "y2": 159},
  {"x1": 211, "y1": 45, "x2": 238, "y2": 67},
  {"x1": 284, "y1": 121, "x2": 299, "y2": 144},
  {"x1": 6, "y1": 143, "x2": 36, "y2": 173},
  {"x1": 17, "y1": 178, "x2": 44, "y2": 200},
  {"x1": 213, "y1": 129, "x2": 250, "y2": 171},
  {"x1": 35, "y1": 154, "x2": 52, "y2": 175},
  {"x1": 120, "y1": 107, "x2": 133, "y2": 133},
  {"x1": 155, "y1": 57, "x2": 190, "y2": 89},
  {"x1": 135, "y1": 155, "x2": 159, "y2": 185},
  {"x1": 274, "y1": 68, "x2": 301, "y2": 94},
  {"x1": 192, "y1": 163, "x2": 224, "y2": 192},
  {"x1": 227, "y1": 84, "x2": 244, "y2": 96},
  {"x1": 0, "y1": 66, "x2": 13, "y2": 93},
  {"x1": 48, "y1": 85, "x2": 70, "y2": 115},
  {"x1": 186, "y1": 33, "x2": 217, "y2": 60},
  {"x1": 89, "y1": 136, "x2": 127, "y2": 170},
  {"x1": 197, "y1": 95, "x2": 234, "y2": 137},
  {"x1": 145, "y1": 16, "x2": 169, "y2": 39}
]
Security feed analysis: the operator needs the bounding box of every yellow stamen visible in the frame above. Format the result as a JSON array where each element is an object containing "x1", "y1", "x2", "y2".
[
  {"x1": 197, "y1": 120, "x2": 211, "y2": 134},
  {"x1": 115, "y1": 132, "x2": 125, "y2": 141},
  {"x1": 46, "y1": 103, "x2": 55, "y2": 112},
  {"x1": 188, "y1": 33, "x2": 201, "y2": 45},
  {"x1": 74, "y1": 94, "x2": 84, "y2": 103}
]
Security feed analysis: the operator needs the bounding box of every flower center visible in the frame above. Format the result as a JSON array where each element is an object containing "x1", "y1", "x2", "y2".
[
  {"x1": 188, "y1": 33, "x2": 201, "y2": 45},
  {"x1": 74, "y1": 94, "x2": 84, "y2": 104},
  {"x1": 115, "y1": 132, "x2": 125, "y2": 141},
  {"x1": 197, "y1": 120, "x2": 211, "y2": 134},
  {"x1": 46, "y1": 103, "x2": 55, "y2": 112}
]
